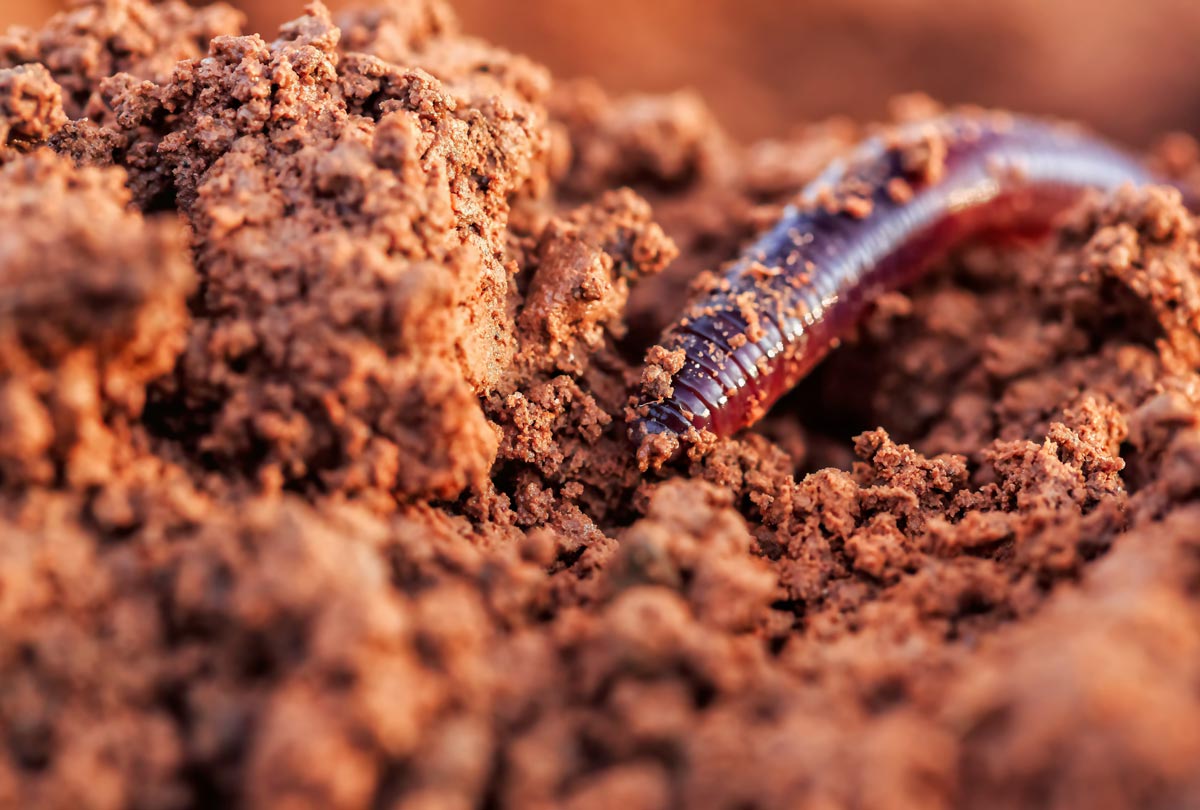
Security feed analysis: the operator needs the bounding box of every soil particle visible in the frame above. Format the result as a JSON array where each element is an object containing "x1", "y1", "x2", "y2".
[{"x1": 0, "y1": 63, "x2": 66, "y2": 148}]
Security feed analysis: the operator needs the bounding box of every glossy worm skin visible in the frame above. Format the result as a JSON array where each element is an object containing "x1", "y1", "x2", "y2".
[{"x1": 630, "y1": 114, "x2": 1159, "y2": 465}]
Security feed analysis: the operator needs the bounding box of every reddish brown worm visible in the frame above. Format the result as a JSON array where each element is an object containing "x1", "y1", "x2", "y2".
[{"x1": 629, "y1": 113, "x2": 1164, "y2": 466}]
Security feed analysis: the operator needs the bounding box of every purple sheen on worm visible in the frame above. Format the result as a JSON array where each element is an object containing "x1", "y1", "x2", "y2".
[{"x1": 629, "y1": 113, "x2": 1164, "y2": 469}]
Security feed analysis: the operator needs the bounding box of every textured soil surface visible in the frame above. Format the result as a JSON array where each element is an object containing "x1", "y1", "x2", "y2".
[{"x1": 3, "y1": 2, "x2": 1200, "y2": 808}]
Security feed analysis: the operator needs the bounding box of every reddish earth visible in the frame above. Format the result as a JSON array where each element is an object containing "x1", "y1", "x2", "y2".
[
  {"x1": 223, "y1": 0, "x2": 1200, "y2": 145},
  {"x1": 1, "y1": 1, "x2": 1200, "y2": 808}
]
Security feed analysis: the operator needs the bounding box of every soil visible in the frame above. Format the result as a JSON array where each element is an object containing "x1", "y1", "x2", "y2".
[
  {"x1": 356, "y1": 0, "x2": 1200, "y2": 146},
  {"x1": 2, "y1": 2, "x2": 1200, "y2": 809}
]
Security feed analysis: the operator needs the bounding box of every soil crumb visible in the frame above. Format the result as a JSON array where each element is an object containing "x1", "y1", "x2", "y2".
[{"x1": 2, "y1": 2, "x2": 1200, "y2": 809}]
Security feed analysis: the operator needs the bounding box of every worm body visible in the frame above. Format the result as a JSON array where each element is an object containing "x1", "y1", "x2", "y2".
[{"x1": 630, "y1": 114, "x2": 1159, "y2": 466}]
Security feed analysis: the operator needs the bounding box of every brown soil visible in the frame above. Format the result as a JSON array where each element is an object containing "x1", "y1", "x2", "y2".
[
  {"x1": 2, "y1": 2, "x2": 1200, "y2": 808},
  {"x1": 227, "y1": 0, "x2": 1200, "y2": 147}
]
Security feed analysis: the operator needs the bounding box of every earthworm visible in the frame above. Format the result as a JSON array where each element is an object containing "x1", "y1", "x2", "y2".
[{"x1": 629, "y1": 113, "x2": 1165, "y2": 468}]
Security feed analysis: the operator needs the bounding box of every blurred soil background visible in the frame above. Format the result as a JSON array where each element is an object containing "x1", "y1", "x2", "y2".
[{"x1": 6, "y1": 0, "x2": 1199, "y2": 145}]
